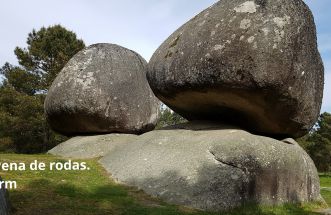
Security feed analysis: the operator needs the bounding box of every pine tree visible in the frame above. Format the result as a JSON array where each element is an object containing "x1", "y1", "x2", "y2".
[
  {"x1": 0, "y1": 25, "x2": 85, "y2": 153},
  {"x1": 14, "y1": 25, "x2": 85, "y2": 90}
]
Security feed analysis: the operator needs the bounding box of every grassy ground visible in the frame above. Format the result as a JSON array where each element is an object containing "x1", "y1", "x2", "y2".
[
  {"x1": 0, "y1": 154, "x2": 328, "y2": 215},
  {"x1": 320, "y1": 173, "x2": 331, "y2": 207}
]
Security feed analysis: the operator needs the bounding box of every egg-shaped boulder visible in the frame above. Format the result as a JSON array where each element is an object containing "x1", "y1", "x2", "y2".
[
  {"x1": 45, "y1": 43, "x2": 160, "y2": 135},
  {"x1": 147, "y1": 0, "x2": 324, "y2": 138}
]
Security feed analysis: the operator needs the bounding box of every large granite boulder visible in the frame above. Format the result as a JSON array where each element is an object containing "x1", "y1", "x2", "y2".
[
  {"x1": 0, "y1": 177, "x2": 9, "y2": 215},
  {"x1": 48, "y1": 133, "x2": 138, "y2": 159},
  {"x1": 45, "y1": 43, "x2": 160, "y2": 135},
  {"x1": 100, "y1": 121, "x2": 322, "y2": 211},
  {"x1": 147, "y1": 0, "x2": 324, "y2": 138}
]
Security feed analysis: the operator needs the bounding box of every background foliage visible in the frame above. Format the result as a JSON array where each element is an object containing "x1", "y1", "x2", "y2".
[
  {"x1": 297, "y1": 112, "x2": 331, "y2": 172},
  {"x1": 0, "y1": 25, "x2": 85, "y2": 153},
  {"x1": 156, "y1": 105, "x2": 187, "y2": 129}
]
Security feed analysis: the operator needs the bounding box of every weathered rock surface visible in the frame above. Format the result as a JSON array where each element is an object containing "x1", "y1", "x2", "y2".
[
  {"x1": 48, "y1": 133, "x2": 138, "y2": 159},
  {"x1": 148, "y1": 0, "x2": 324, "y2": 138},
  {"x1": 0, "y1": 177, "x2": 9, "y2": 215},
  {"x1": 100, "y1": 121, "x2": 322, "y2": 211},
  {"x1": 45, "y1": 43, "x2": 160, "y2": 135}
]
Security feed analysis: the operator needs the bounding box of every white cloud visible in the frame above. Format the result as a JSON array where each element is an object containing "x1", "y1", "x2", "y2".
[
  {"x1": 0, "y1": 0, "x2": 218, "y2": 65},
  {"x1": 321, "y1": 57, "x2": 331, "y2": 113},
  {"x1": 318, "y1": 33, "x2": 331, "y2": 54},
  {"x1": 321, "y1": 71, "x2": 331, "y2": 113},
  {"x1": 324, "y1": 55, "x2": 331, "y2": 68}
]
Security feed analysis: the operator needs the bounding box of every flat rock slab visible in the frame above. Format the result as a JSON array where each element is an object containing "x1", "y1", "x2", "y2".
[
  {"x1": 100, "y1": 121, "x2": 322, "y2": 211},
  {"x1": 48, "y1": 134, "x2": 138, "y2": 159}
]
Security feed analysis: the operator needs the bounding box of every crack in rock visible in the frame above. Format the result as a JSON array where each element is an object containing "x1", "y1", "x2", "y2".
[{"x1": 208, "y1": 150, "x2": 247, "y2": 172}]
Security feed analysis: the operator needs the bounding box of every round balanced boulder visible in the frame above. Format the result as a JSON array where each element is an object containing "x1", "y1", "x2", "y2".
[
  {"x1": 100, "y1": 121, "x2": 322, "y2": 211},
  {"x1": 147, "y1": 0, "x2": 324, "y2": 138},
  {"x1": 45, "y1": 43, "x2": 160, "y2": 135}
]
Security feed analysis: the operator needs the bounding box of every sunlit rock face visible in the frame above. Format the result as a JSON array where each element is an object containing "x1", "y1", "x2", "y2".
[{"x1": 148, "y1": 0, "x2": 324, "y2": 138}]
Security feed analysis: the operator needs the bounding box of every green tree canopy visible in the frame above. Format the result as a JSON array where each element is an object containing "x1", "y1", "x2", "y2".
[
  {"x1": 156, "y1": 106, "x2": 187, "y2": 129},
  {"x1": 14, "y1": 24, "x2": 85, "y2": 90},
  {"x1": 0, "y1": 25, "x2": 85, "y2": 153},
  {"x1": 316, "y1": 112, "x2": 331, "y2": 140},
  {"x1": 0, "y1": 63, "x2": 39, "y2": 95},
  {"x1": 298, "y1": 112, "x2": 331, "y2": 172}
]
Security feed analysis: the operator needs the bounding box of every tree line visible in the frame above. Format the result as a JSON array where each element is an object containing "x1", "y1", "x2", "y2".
[{"x1": 297, "y1": 112, "x2": 331, "y2": 172}]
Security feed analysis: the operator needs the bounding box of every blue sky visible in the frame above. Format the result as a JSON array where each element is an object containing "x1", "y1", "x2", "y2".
[{"x1": 0, "y1": 0, "x2": 330, "y2": 113}]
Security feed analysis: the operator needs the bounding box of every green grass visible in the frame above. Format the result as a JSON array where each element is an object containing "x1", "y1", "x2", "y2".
[
  {"x1": 320, "y1": 173, "x2": 331, "y2": 187},
  {"x1": 320, "y1": 173, "x2": 331, "y2": 206},
  {"x1": 0, "y1": 154, "x2": 328, "y2": 215}
]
